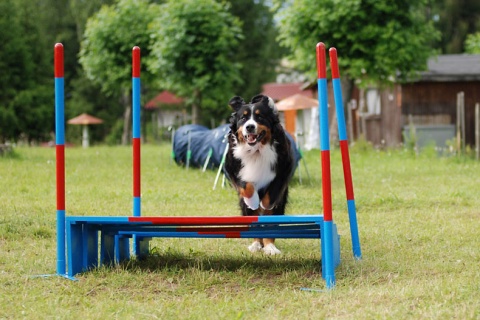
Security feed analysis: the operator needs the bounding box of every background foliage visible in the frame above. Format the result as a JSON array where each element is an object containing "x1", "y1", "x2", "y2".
[
  {"x1": 147, "y1": 0, "x2": 243, "y2": 124},
  {"x1": 276, "y1": 0, "x2": 440, "y2": 87},
  {"x1": 1, "y1": 0, "x2": 479, "y2": 144}
]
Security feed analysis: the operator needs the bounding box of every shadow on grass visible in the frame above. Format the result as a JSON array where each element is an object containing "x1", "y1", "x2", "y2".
[{"x1": 119, "y1": 249, "x2": 322, "y2": 275}]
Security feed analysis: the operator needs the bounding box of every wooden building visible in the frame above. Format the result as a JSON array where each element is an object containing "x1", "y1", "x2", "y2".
[{"x1": 357, "y1": 54, "x2": 480, "y2": 148}]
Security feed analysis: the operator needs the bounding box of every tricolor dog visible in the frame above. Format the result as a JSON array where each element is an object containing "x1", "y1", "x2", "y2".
[{"x1": 225, "y1": 94, "x2": 294, "y2": 255}]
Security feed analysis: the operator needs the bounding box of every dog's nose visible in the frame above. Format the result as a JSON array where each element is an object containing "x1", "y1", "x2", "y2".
[{"x1": 246, "y1": 124, "x2": 255, "y2": 133}]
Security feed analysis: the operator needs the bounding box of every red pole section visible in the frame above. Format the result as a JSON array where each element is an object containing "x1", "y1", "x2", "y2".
[
  {"x1": 54, "y1": 43, "x2": 64, "y2": 78},
  {"x1": 132, "y1": 46, "x2": 140, "y2": 78},
  {"x1": 329, "y1": 48, "x2": 340, "y2": 79},
  {"x1": 316, "y1": 42, "x2": 327, "y2": 79}
]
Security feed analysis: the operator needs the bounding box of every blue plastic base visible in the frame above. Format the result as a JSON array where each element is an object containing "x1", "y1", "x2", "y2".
[{"x1": 63, "y1": 215, "x2": 341, "y2": 287}]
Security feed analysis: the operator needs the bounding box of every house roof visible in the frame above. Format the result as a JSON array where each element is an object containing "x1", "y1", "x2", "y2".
[
  {"x1": 261, "y1": 82, "x2": 313, "y2": 101},
  {"x1": 420, "y1": 54, "x2": 480, "y2": 82},
  {"x1": 145, "y1": 91, "x2": 184, "y2": 109},
  {"x1": 275, "y1": 94, "x2": 318, "y2": 111}
]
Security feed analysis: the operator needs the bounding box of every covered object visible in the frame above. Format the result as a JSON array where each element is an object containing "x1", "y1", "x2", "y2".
[{"x1": 173, "y1": 124, "x2": 301, "y2": 173}]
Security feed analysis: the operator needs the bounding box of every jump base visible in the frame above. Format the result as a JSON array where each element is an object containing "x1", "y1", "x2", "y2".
[{"x1": 65, "y1": 215, "x2": 340, "y2": 281}]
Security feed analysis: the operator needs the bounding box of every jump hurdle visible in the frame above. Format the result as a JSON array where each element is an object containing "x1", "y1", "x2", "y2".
[{"x1": 54, "y1": 42, "x2": 360, "y2": 288}]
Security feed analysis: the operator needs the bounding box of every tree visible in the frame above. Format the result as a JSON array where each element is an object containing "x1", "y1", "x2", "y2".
[
  {"x1": 276, "y1": 0, "x2": 440, "y2": 88},
  {"x1": 0, "y1": 0, "x2": 25, "y2": 141},
  {"x1": 0, "y1": 0, "x2": 55, "y2": 143},
  {"x1": 465, "y1": 32, "x2": 480, "y2": 54},
  {"x1": 228, "y1": 0, "x2": 284, "y2": 100},
  {"x1": 147, "y1": 0, "x2": 243, "y2": 124},
  {"x1": 79, "y1": 0, "x2": 160, "y2": 144},
  {"x1": 430, "y1": 0, "x2": 480, "y2": 54}
]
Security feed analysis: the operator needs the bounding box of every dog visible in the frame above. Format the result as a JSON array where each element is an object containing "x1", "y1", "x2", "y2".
[{"x1": 224, "y1": 94, "x2": 294, "y2": 255}]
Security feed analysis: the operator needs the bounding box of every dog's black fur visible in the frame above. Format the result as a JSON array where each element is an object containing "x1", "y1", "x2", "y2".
[{"x1": 225, "y1": 94, "x2": 294, "y2": 218}]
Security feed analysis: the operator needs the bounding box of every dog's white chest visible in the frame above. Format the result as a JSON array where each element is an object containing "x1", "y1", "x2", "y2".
[{"x1": 233, "y1": 143, "x2": 277, "y2": 190}]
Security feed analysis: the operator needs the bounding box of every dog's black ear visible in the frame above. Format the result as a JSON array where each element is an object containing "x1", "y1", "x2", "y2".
[
  {"x1": 250, "y1": 94, "x2": 267, "y2": 105},
  {"x1": 251, "y1": 94, "x2": 277, "y2": 114},
  {"x1": 229, "y1": 96, "x2": 245, "y2": 112}
]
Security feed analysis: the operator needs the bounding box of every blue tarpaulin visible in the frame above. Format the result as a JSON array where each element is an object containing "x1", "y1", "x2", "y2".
[{"x1": 173, "y1": 124, "x2": 301, "y2": 171}]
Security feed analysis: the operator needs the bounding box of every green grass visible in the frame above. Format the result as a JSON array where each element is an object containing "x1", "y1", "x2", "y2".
[{"x1": 1, "y1": 144, "x2": 479, "y2": 319}]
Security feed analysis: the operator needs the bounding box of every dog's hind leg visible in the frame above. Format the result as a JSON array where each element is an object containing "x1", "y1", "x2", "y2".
[{"x1": 258, "y1": 193, "x2": 283, "y2": 255}]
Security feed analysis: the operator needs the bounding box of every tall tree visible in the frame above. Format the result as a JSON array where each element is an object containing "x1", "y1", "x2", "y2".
[
  {"x1": 227, "y1": 0, "x2": 284, "y2": 100},
  {"x1": 0, "y1": 0, "x2": 56, "y2": 143},
  {"x1": 0, "y1": 0, "x2": 25, "y2": 141},
  {"x1": 276, "y1": 0, "x2": 440, "y2": 88},
  {"x1": 79, "y1": 0, "x2": 160, "y2": 144},
  {"x1": 147, "y1": 0, "x2": 243, "y2": 125},
  {"x1": 12, "y1": 0, "x2": 54, "y2": 143}
]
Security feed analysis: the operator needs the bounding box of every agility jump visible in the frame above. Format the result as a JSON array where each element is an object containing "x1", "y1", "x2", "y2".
[{"x1": 54, "y1": 42, "x2": 360, "y2": 288}]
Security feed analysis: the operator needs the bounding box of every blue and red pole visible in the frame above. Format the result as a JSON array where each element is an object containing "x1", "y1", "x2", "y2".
[
  {"x1": 316, "y1": 42, "x2": 335, "y2": 288},
  {"x1": 54, "y1": 43, "x2": 66, "y2": 276},
  {"x1": 132, "y1": 47, "x2": 141, "y2": 218},
  {"x1": 132, "y1": 47, "x2": 142, "y2": 255},
  {"x1": 329, "y1": 48, "x2": 362, "y2": 260}
]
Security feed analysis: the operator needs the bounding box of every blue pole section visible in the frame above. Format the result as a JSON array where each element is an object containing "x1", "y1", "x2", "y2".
[
  {"x1": 56, "y1": 209, "x2": 66, "y2": 275},
  {"x1": 322, "y1": 220, "x2": 335, "y2": 288},
  {"x1": 332, "y1": 79, "x2": 347, "y2": 141},
  {"x1": 133, "y1": 197, "x2": 141, "y2": 217},
  {"x1": 318, "y1": 78, "x2": 330, "y2": 151},
  {"x1": 55, "y1": 78, "x2": 65, "y2": 143},
  {"x1": 348, "y1": 200, "x2": 362, "y2": 258},
  {"x1": 132, "y1": 77, "x2": 141, "y2": 140}
]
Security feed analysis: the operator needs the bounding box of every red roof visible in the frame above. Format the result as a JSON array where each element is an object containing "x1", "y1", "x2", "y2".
[
  {"x1": 275, "y1": 94, "x2": 318, "y2": 111},
  {"x1": 145, "y1": 91, "x2": 184, "y2": 109},
  {"x1": 261, "y1": 83, "x2": 313, "y2": 101}
]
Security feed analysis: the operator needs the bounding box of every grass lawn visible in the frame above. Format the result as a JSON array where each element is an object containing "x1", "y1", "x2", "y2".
[{"x1": 0, "y1": 143, "x2": 479, "y2": 319}]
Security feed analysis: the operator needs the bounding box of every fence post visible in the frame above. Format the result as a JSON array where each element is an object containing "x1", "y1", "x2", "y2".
[
  {"x1": 456, "y1": 92, "x2": 465, "y2": 154},
  {"x1": 476, "y1": 102, "x2": 479, "y2": 160}
]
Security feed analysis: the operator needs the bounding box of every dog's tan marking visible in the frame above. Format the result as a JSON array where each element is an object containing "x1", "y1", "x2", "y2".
[
  {"x1": 257, "y1": 124, "x2": 271, "y2": 145},
  {"x1": 237, "y1": 127, "x2": 245, "y2": 143},
  {"x1": 239, "y1": 182, "x2": 255, "y2": 199},
  {"x1": 255, "y1": 109, "x2": 260, "y2": 115}
]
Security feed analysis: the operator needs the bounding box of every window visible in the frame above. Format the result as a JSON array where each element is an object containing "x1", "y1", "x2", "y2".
[{"x1": 366, "y1": 89, "x2": 381, "y2": 115}]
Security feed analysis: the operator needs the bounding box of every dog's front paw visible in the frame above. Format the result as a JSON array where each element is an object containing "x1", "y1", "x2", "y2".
[
  {"x1": 248, "y1": 241, "x2": 263, "y2": 253},
  {"x1": 262, "y1": 243, "x2": 281, "y2": 255},
  {"x1": 243, "y1": 192, "x2": 259, "y2": 210}
]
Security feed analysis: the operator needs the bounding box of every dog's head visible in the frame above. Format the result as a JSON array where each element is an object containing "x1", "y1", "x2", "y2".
[{"x1": 228, "y1": 94, "x2": 279, "y2": 147}]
